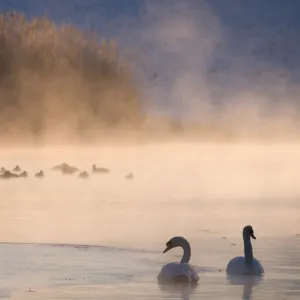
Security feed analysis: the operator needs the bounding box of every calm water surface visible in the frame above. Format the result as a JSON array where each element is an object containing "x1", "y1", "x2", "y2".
[{"x1": 0, "y1": 143, "x2": 300, "y2": 299}]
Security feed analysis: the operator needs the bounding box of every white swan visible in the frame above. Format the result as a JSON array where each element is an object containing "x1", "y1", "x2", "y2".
[
  {"x1": 158, "y1": 236, "x2": 199, "y2": 284},
  {"x1": 226, "y1": 225, "x2": 264, "y2": 276}
]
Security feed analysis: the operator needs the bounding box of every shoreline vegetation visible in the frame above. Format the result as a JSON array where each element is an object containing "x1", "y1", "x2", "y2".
[
  {"x1": 0, "y1": 12, "x2": 299, "y2": 146},
  {"x1": 0, "y1": 12, "x2": 145, "y2": 142}
]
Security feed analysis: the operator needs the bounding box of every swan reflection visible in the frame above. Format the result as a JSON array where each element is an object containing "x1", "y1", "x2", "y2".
[
  {"x1": 158, "y1": 281, "x2": 198, "y2": 300},
  {"x1": 227, "y1": 274, "x2": 263, "y2": 300}
]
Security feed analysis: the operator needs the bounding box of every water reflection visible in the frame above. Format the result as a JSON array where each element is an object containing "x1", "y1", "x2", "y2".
[
  {"x1": 227, "y1": 275, "x2": 263, "y2": 300},
  {"x1": 158, "y1": 282, "x2": 198, "y2": 300},
  {"x1": 0, "y1": 289, "x2": 10, "y2": 299}
]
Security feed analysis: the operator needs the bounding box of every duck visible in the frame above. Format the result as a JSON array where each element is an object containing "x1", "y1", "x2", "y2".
[
  {"x1": 92, "y1": 164, "x2": 110, "y2": 174},
  {"x1": 226, "y1": 225, "x2": 264, "y2": 276},
  {"x1": 79, "y1": 171, "x2": 89, "y2": 178},
  {"x1": 158, "y1": 236, "x2": 199, "y2": 284},
  {"x1": 35, "y1": 170, "x2": 44, "y2": 178},
  {"x1": 125, "y1": 173, "x2": 133, "y2": 179},
  {"x1": 19, "y1": 171, "x2": 28, "y2": 178},
  {"x1": 0, "y1": 170, "x2": 19, "y2": 179},
  {"x1": 52, "y1": 163, "x2": 79, "y2": 175},
  {"x1": 13, "y1": 165, "x2": 21, "y2": 172}
]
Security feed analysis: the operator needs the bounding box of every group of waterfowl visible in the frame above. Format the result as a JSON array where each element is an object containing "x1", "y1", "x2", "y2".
[
  {"x1": 0, "y1": 165, "x2": 30, "y2": 179},
  {"x1": 0, "y1": 164, "x2": 262, "y2": 287},
  {"x1": 158, "y1": 225, "x2": 264, "y2": 284},
  {"x1": 0, "y1": 163, "x2": 134, "y2": 180}
]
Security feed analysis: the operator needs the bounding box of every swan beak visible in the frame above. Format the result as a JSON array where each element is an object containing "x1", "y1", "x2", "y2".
[
  {"x1": 250, "y1": 233, "x2": 256, "y2": 239},
  {"x1": 163, "y1": 245, "x2": 172, "y2": 253}
]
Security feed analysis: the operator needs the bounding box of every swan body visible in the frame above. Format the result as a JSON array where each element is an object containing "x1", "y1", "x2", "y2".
[
  {"x1": 159, "y1": 262, "x2": 199, "y2": 283},
  {"x1": 226, "y1": 257, "x2": 264, "y2": 275},
  {"x1": 158, "y1": 236, "x2": 199, "y2": 284},
  {"x1": 226, "y1": 225, "x2": 264, "y2": 276}
]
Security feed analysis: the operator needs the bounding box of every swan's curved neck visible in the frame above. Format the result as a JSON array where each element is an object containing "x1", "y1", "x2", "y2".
[
  {"x1": 179, "y1": 238, "x2": 191, "y2": 264},
  {"x1": 243, "y1": 234, "x2": 253, "y2": 264}
]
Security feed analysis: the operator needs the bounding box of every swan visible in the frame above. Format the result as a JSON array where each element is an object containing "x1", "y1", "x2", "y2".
[
  {"x1": 226, "y1": 225, "x2": 264, "y2": 276},
  {"x1": 158, "y1": 236, "x2": 199, "y2": 284}
]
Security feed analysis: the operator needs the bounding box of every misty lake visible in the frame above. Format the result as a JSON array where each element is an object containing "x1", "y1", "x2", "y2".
[{"x1": 0, "y1": 143, "x2": 300, "y2": 299}]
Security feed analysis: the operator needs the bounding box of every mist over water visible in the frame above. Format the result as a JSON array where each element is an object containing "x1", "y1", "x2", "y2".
[
  {"x1": 1, "y1": 0, "x2": 300, "y2": 143},
  {"x1": 1, "y1": 143, "x2": 300, "y2": 245},
  {"x1": 1, "y1": 1, "x2": 300, "y2": 299},
  {"x1": 1, "y1": 143, "x2": 300, "y2": 299}
]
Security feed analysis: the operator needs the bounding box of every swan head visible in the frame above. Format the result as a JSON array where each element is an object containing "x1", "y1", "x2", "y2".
[
  {"x1": 163, "y1": 236, "x2": 187, "y2": 253},
  {"x1": 243, "y1": 225, "x2": 256, "y2": 240}
]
